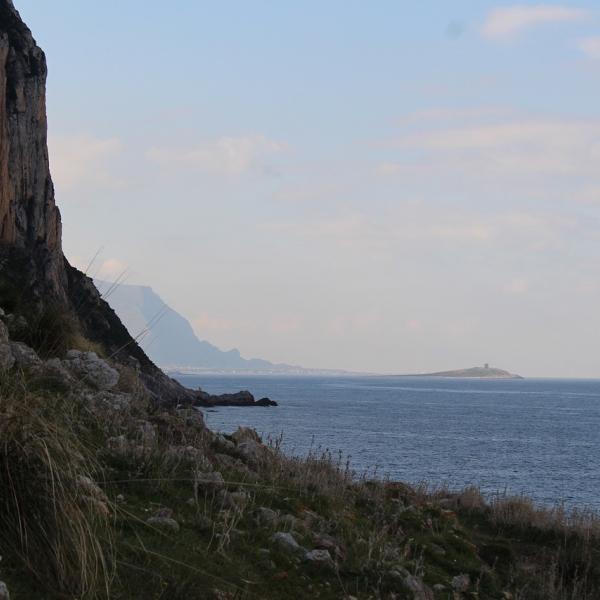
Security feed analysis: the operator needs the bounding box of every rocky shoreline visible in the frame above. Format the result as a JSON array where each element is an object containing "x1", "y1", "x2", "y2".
[{"x1": 194, "y1": 389, "x2": 278, "y2": 407}]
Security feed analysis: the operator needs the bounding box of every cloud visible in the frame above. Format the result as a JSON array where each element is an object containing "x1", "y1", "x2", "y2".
[
  {"x1": 95, "y1": 258, "x2": 129, "y2": 280},
  {"x1": 379, "y1": 111, "x2": 600, "y2": 182},
  {"x1": 578, "y1": 36, "x2": 600, "y2": 59},
  {"x1": 146, "y1": 135, "x2": 285, "y2": 176},
  {"x1": 481, "y1": 5, "x2": 587, "y2": 39},
  {"x1": 266, "y1": 205, "x2": 581, "y2": 261},
  {"x1": 48, "y1": 134, "x2": 122, "y2": 191}
]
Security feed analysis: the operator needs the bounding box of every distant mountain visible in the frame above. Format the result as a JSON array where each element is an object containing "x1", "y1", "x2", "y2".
[
  {"x1": 95, "y1": 281, "x2": 301, "y2": 373},
  {"x1": 416, "y1": 366, "x2": 522, "y2": 379}
]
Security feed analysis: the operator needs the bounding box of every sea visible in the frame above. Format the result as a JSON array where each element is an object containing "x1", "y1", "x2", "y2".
[{"x1": 174, "y1": 374, "x2": 600, "y2": 511}]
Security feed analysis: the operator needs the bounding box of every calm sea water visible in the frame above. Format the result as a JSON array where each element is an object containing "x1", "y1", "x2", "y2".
[{"x1": 174, "y1": 375, "x2": 600, "y2": 510}]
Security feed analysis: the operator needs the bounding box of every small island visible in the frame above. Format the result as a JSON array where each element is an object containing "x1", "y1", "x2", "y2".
[{"x1": 411, "y1": 364, "x2": 523, "y2": 379}]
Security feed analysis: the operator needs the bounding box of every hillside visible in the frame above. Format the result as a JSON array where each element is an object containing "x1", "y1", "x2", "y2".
[{"x1": 97, "y1": 281, "x2": 289, "y2": 372}]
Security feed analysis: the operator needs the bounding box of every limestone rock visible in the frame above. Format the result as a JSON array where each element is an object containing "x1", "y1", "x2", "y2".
[
  {"x1": 304, "y1": 549, "x2": 335, "y2": 570},
  {"x1": 231, "y1": 427, "x2": 262, "y2": 444},
  {"x1": 43, "y1": 357, "x2": 74, "y2": 381},
  {"x1": 147, "y1": 508, "x2": 179, "y2": 532},
  {"x1": 452, "y1": 574, "x2": 470, "y2": 593},
  {"x1": 147, "y1": 516, "x2": 180, "y2": 533},
  {"x1": 0, "y1": 0, "x2": 200, "y2": 408},
  {"x1": 9, "y1": 341, "x2": 40, "y2": 369},
  {"x1": 271, "y1": 531, "x2": 304, "y2": 555},
  {"x1": 0, "y1": 1, "x2": 63, "y2": 288},
  {"x1": 196, "y1": 471, "x2": 225, "y2": 491},
  {"x1": 313, "y1": 533, "x2": 345, "y2": 560},
  {"x1": 63, "y1": 350, "x2": 119, "y2": 390},
  {"x1": 236, "y1": 438, "x2": 270, "y2": 465},
  {"x1": 217, "y1": 489, "x2": 248, "y2": 510},
  {"x1": 255, "y1": 506, "x2": 278, "y2": 525},
  {"x1": 279, "y1": 513, "x2": 306, "y2": 532},
  {"x1": 213, "y1": 434, "x2": 235, "y2": 453},
  {"x1": 0, "y1": 343, "x2": 14, "y2": 370}
]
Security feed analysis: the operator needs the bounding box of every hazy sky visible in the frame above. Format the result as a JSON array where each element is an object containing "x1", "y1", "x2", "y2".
[{"x1": 16, "y1": 1, "x2": 600, "y2": 377}]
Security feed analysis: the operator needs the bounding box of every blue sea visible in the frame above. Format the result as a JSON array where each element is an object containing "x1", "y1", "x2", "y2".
[{"x1": 174, "y1": 375, "x2": 600, "y2": 511}]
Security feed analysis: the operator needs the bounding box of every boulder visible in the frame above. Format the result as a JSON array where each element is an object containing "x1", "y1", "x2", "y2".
[
  {"x1": 217, "y1": 489, "x2": 248, "y2": 510},
  {"x1": 231, "y1": 427, "x2": 262, "y2": 444},
  {"x1": 10, "y1": 342, "x2": 41, "y2": 369},
  {"x1": 196, "y1": 471, "x2": 225, "y2": 491},
  {"x1": 147, "y1": 516, "x2": 180, "y2": 533},
  {"x1": 304, "y1": 549, "x2": 335, "y2": 570},
  {"x1": 279, "y1": 513, "x2": 306, "y2": 532},
  {"x1": 147, "y1": 508, "x2": 180, "y2": 532},
  {"x1": 255, "y1": 397, "x2": 278, "y2": 406},
  {"x1": 255, "y1": 507, "x2": 278, "y2": 525},
  {"x1": 43, "y1": 357, "x2": 74, "y2": 381},
  {"x1": 452, "y1": 574, "x2": 470, "y2": 593},
  {"x1": 169, "y1": 445, "x2": 204, "y2": 463},
  {"x1": 0, "y1": 344, "x2": 15, "y2": 371},
  {"x1": 313, "y1": 533, "x2": 345, "y2": 560},
  {"x1": 213, "y1": 434, "x2": 235, "y2": 453},
  {"x1": 236, "y1": 439, "x2": 262, "y2": 462},
  {"x1": 271, "y1": 531, "x2": 304, "y2": 555},
  {"x1": 64, "y1": 350, "x2": 119, "y2": 390}
]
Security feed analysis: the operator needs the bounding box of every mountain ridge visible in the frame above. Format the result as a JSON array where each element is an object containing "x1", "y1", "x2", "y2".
[{"x1": 96, "y1": 280, "x2": 307, "y2": 373}]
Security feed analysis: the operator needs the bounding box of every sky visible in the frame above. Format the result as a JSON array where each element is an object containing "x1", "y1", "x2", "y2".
[{"x1": 15, "y1": 1, "x2": 600, "y2": 377}]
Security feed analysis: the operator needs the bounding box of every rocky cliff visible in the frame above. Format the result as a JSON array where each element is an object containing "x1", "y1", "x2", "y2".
[
  {"x1": 0, "y1": 0, "x2": 64, "y2": 296},
  {"x1": 0, "y1": 0, "x2": 192, "y2": 404}
]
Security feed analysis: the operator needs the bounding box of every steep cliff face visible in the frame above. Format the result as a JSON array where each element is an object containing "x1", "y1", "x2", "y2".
[
  {"x1": 0, "y1": 0, "x2": 64, "y2": 296},
  {"x1": 0, "y1": 0, "x2": 194, "y2": 405}
]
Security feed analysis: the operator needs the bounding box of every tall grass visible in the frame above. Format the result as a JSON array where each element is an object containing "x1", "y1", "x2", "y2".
[{"x1": 0, "y1": 373, "x2": 112, "y2": 597}]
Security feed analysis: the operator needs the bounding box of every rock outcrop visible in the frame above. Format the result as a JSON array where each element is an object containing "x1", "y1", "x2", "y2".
[
  {"x1": 0, "y1": 0, "x2": 195, "y2": 406},
  {"x1": 0, "y1": 0, "x2": 64, "y2": 296},
  {"x1": 195, "y1": 389, "x2": 277, "y2": 407}
]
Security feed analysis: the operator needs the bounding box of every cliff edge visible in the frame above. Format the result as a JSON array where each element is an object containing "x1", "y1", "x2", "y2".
[{"x1": 0, "y1": 0, "x2": 192, "y2": 404}]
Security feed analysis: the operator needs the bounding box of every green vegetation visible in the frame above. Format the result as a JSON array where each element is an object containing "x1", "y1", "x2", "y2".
[{"x1": 1, "y1": 367, "x2": 600, "y2": 599}]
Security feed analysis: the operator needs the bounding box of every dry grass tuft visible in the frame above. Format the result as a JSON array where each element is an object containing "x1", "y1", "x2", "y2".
[
  {"x1": 490, "y1": 494, "x2": 600, "y2": 540},
  {"x1": 0, "y1": 373, "x2": 112, "y2": 598}
]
